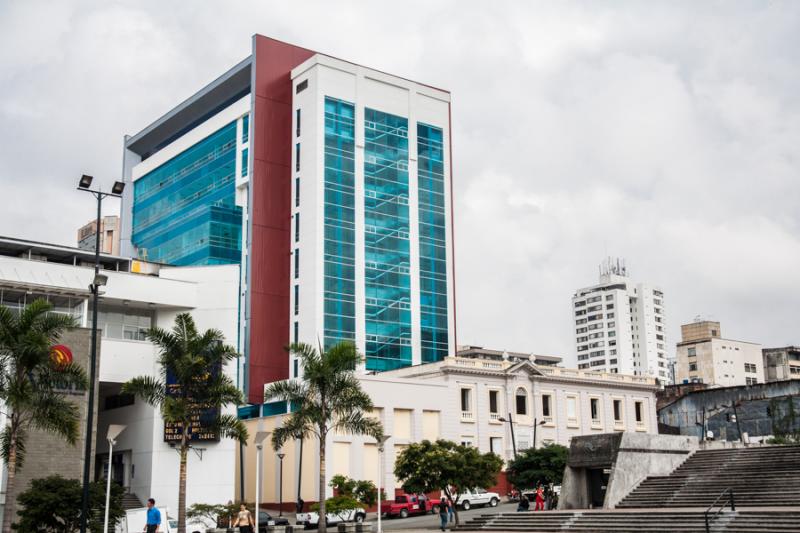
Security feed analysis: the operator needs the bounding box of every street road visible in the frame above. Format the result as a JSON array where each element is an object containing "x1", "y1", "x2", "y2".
[{"x1": 371, "y1": 502, "x2": 517, "y2": 531}]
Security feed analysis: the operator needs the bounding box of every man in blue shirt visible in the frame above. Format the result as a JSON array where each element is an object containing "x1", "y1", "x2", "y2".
[{"x1": 145, "y1": 498, "x2": 161, "y2": 533}]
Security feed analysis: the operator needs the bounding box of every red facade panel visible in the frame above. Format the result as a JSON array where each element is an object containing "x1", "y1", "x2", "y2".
[{"x1": 248, "y1": 35, "x2": 315, "y2": 403}]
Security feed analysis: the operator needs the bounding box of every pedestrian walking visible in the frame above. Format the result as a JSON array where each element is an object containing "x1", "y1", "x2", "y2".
[
  {"x1": 447, "y1": 495, "x2": 455, "y2": 523},
  {"x1": 144, "y1": 498, "x2": 161, "y2": 533},
  {"x1": 232, "y1": 503, "x2": 254, "y2": 533},
  {"x1": 439, "y1": 496, "x2": 450, "y2": 531},
  {"x1": 534, "y1": 484, "x2": 545, "y2": 511},
  {"x1": 516, "y1": 495, "x2": 530, "y2": 512}
]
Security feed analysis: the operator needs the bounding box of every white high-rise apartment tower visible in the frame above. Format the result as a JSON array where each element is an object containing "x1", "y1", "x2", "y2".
[{"x1": 569, "y1": 259, "x2": 670, "y2": 382}]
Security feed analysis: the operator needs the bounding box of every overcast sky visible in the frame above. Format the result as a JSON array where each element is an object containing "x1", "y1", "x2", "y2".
[{"x1": 1, "y1": 1, "x2": 798, "y2": 358}]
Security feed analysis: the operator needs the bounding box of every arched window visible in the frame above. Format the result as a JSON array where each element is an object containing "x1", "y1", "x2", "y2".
[{"x1": 515, "y1": 387, "x2": 528, "y2": 415}]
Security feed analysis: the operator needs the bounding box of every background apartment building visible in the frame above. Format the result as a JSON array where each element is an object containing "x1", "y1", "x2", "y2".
[
  {"x1": 762, "y1": 346, "x2": 800, "y2": 382},
  {"x1": 77, "y1": 214, "x2": 120, "y2": 255},
  {"x1": 569, "y1": 259, "x2": 670, "y2": 382},
  {"x1": 675, "y1": 319, "x2": 763, "y2": 387},
  {"x1": 119, "y1": 35, "x2": 455, "y2": 402}
]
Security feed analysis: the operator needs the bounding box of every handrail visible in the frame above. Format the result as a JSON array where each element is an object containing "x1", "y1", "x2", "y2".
[{"x1": 705, "y1": 488, "x2": 735, "y2": 533}]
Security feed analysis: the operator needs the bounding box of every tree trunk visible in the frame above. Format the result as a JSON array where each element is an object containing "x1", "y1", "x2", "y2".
[
  {"x1": 2, "y1": 435, "x2": 18, "y2": 533},
  {"x1": 445, "y1": 487, "x2": 460, "y2": 527},
  {"x1": 178, "y1": 440, "x2": 188, "y2": 533},
  {"x1": 318, "y1": 437, "x2": 326, "y2": 533}
]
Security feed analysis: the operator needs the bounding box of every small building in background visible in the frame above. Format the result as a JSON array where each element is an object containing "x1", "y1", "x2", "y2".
[
  {"x1": 657, "y1": 380, "x2": 800, "y2": 442},
  {"x1": 763, "y1": 346, "x2": 800, "y2": 382},
  {"x1": 675, "y1": 319, "x2": 763, "y2": 387},
  {"x1": 77, "y1": 215, "x2": 120, "y2": 256}
]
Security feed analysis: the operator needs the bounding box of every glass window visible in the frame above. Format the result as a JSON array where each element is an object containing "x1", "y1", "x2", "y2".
[
  {"x1": 294, "y1": 248, "x2": 300, "y2": 279},
  {"x1": 242, "y1": 114, "x2": 249, "y2": 144},
  {"x1": 241, "y1": 147, "x2": 248, "y2": 178},
  {"x1": 295, "y1": 213, "x2": 300, "y2": 242},
  {"x1": 542, "y1": 394, "x2": 552, "y2": 418},
  {"x1": 489, "y1": 390, "x2": 499, "y2": 414},
  {"x1": 294, "y1": 284, "x2": 299, "y2": 315},
  {"x1": 293, "y1": 321, "x2": 299, "y2": 345},
  {"x1": 131, "y1": 121, "x2": 241, "y2": 266},
  {"x1": 293, "y1": 358, "x2": 299, "y2": 378},
  {"x1": 322, "y1": 98, "x2": 356, "y2": 354},
  {"x1": 295, "y1": 143, "x2": 301, "y2": 171},
  {"x1": 613, "y1": 399, "x2": 622, "y2": 422},
  {"x1": 295, "y1": 177, "x2": 300, "y2": 207},
  {"x1": 460, "y1": 388, "x2": 471, "y2": 412},
  {"x1": 635, "y1": 401, "x2": 644, "y2": 423},
  {"x1": 590, "y1": 398, "x2": 600, "y2": 422},
  {"x1": 516, "y1": 389, "x2": 527, "y2": 415},
  {"x1": 98, "y1": 304, "x2": 153, "y2": 342},
  {"x1": 296, "y1": 108, "x2": 301, "y2": 137}
]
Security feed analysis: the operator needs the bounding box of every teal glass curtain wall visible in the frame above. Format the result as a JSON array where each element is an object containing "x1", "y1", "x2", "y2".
[
  {"x1": 417, "y1": 123, "x2": 449, "y2": 362},
  {"x1": 323, "y1": 97, "x2": 356, "y2": 349},
  {"x1": 364, "y1": 108, "x2": 412, "y2": 371},
  {"x1": 131, "y1": 121, "x2": 241, "y2": 265}
]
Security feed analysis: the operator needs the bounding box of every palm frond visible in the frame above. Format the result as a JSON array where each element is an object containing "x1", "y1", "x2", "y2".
[
  {"x1": 264, "y1": 379, "x2": 307, "y2": 403},
  {"x1": 272, "y1": 414, "x2": 313, "y2": 451},
  {"x1": 212, "y1": 414, "x2": 248, "y2": 444},
  {"x1": 29, "y1": 392, "x2": 81, "y2": 444},
  {"x1": 122, "y1": 376, "x2": 166, "y2": 407}
]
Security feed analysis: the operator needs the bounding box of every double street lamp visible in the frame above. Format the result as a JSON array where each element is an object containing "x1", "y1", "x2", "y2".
[{"x1": 77, "y1": 175, "x2": 125, "y2": 533}]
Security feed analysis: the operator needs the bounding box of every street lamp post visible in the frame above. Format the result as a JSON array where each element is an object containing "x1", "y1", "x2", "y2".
[
  {"x1": 532, "y1": 418, "x2": 546, "y2": 450},
  {"x1": 277, "y1": 452, "x2": 286, "y2": 516},
  {"x1": 103, "y1": 425, "x2": 127, "y2": 533},
  {"x1": 254, "y1": 431, "x2": 271, "y2": 533},
  {"x1": 77, "y1": 175, "x2": 125, "y2": 533},
  {"x1": 296, "y1": 433, "x2": 304, "y2": 513},
  {"x1": 498, "y1": 414, "x2": 517, "y2": 459},
  {"x1": 376, "y1": 435, "x2": 390, "y2": 533}
]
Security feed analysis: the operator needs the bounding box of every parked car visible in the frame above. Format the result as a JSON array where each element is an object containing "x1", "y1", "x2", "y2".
[
  {"x1": 256, "y1": 510, "x2": 290, "y2": 532},
  {"x1": 296, "y1": 508, "x2": 367, "y2": 529},
  {"x1": 455, "y1": 488, "x2": 500, "y2": 510},
  {"x1": 380, "y1": 494, "x2": 441, "y2": 518}
]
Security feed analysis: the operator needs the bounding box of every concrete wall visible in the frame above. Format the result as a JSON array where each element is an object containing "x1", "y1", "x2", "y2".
[
  {"x1": 658, "y1": 380, "x2": 800, "y2": 440},
  {"x1": 558, "y1": 433, "x2": 698, "y2": 510},
  {"x1": 604, "y1": 433, "x2": 698, "y2": 508}
]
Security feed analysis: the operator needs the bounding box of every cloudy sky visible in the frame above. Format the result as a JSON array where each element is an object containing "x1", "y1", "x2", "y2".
[{"x1": 1, "y1": 1, "x2": 798, "y2": 358}]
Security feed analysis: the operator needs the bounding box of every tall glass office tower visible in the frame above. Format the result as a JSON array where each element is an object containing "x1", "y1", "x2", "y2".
[{"x1": 120, "y1": 35, "x2": 455, "y2": 402}]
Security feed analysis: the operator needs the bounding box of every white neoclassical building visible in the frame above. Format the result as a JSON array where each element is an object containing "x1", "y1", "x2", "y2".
[{"x1": 239, "y1": 348, "x2": 659, "y2": 506}]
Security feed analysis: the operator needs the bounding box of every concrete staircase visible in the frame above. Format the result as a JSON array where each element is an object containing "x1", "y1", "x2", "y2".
[
  {"x1": 459, "y1": 509, "x2": 800, "y2": 532},
  {"x1": 459, "y1": 445, "x2": 800, "y2": 532},
  {"x1": 121, "y1": 492, "x2": 144, "y2": 510},
  {"x1": 617, "y1": 445, "x2": 800, "y2": 508}
]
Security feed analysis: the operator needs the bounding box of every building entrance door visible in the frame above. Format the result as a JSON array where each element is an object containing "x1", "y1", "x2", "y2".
[{"x1": 588, "y1": 468, "x2": 609, "y2": 508}]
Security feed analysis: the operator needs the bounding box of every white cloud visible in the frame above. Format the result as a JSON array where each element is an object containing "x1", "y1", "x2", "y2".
[{"x1": 0, "y1": 0, "x2": 798, "y2": 357}]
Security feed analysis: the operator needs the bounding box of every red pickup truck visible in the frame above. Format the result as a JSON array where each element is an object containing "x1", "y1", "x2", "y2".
[{"x1": 380, "y1": 494, "x2": 441, "y2": 518}]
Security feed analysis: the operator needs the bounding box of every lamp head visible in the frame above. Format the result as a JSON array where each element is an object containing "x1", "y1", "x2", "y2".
[
  {"x1": 111, "y1": 181, "x2": 126, "y2": 195},
  {"x1": 498, "y1": 417, "x2": 507, "y2": 423},
  {"x1": 78, "y1": 174, "x2": 93, "y2": 189},
  {"x1": 107, "y1": 424, "x2": 127, "y2": 442},
  {"x1": 93, "y1": 273, "x2": 108, "y2": 287},
  {"x1": 277, "y1": 452, "x2": 286, "y2": 460}
]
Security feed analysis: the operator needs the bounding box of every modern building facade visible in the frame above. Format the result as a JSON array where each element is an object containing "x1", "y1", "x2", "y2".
[
  {"x1": 569, "y1": 259, "x2": 670, "y2": 382},
  {"x1": 77, "y1": 215, "x2": 120, "y2": 255},
  {"x1": 237, "y1": 350, "x2": 659, "y2": 507},
  {"x1": 762, "y1": 346, "x2": 800, "y2": 382},
  {"x1": 674, "y1": 320, "x2": 763, "y2": 387},
  {"x1": 120, "y1": 35, "x2": 455, "y2": 402},
  {"x1": 0, "y1": 236, "x2": 240, "y2": 518}
]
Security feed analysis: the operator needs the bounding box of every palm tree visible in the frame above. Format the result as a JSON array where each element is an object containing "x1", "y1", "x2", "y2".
[
  {"x1": 0, "y1": 299, "x2": 88, "y2": 533},
  {"x1": 265, "y1": 341, "x2": 383, "y2": 533},
  {"x1": 122, "y1": 313, "x2": 248, "y2": 533}
]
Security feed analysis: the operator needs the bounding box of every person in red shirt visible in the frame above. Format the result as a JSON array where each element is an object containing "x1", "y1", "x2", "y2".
[{"x1": 534, "y1": 484, "x2": 545, "y2": 511}]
